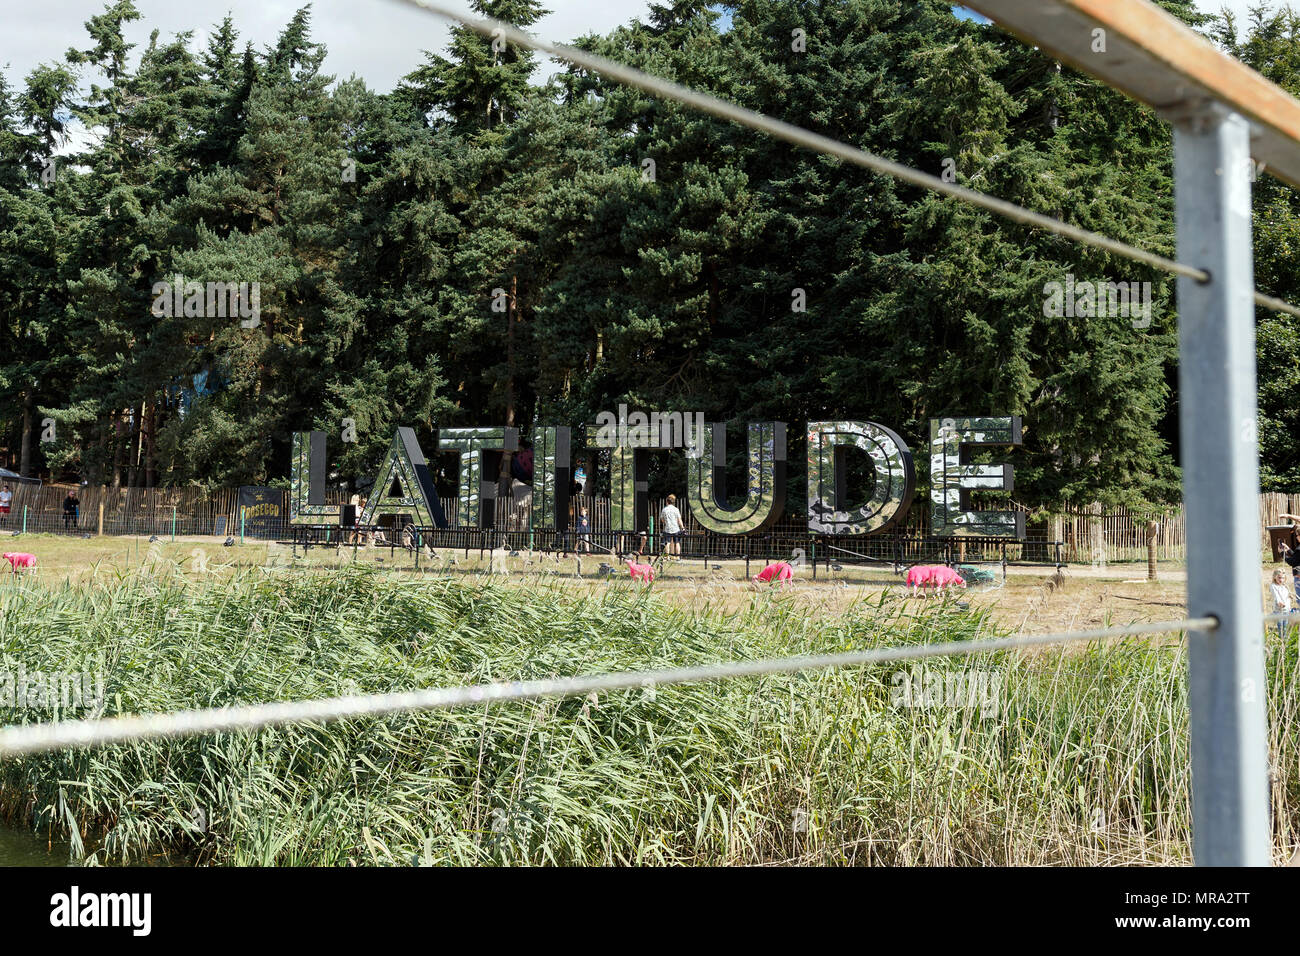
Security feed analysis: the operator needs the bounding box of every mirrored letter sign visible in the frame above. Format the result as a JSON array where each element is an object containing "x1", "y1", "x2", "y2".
[
  {"x1": 929, "y1": 416, "x2": 1024, "y2": 538},
  {"x1": 686, "y1": 422, "x2": 787, "y2": 534},
  {"x1": 531, "y1": 427, "x2": 573, "y2": 531},
  {"x1": 439, "y1": 427, "x2": 519, "y2": 528},
  {"x1": 806, "y1": 422, "x2": 916, "y2": 534},
  {"x1": 359, "y1": 427, "x2": 447, "y2": 529},
  {"x1": 289, "y1": 431, "x2": 341, "y2": 526},
  {"x1": 591, "y1": 416, "x2": 674, "y2": 533}
]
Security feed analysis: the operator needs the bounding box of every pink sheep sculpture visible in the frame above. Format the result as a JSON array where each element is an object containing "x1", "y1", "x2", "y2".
[
  {"x1": 627, "y1": 560, "x2": 655, "y2": 583},
  {"x1": 905, "y1": 564, "x2": 965, "y2": 597},
  {"x1": 3, "y1": 552, "x2": 37, "y2": 574},
  {"x1": 752, "y1": 561, "x2": 794, "y2": 587}
]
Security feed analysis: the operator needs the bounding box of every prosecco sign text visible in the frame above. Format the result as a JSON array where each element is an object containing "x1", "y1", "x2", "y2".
[{"x1": 289, "y1": 416, "x2": 1025, "y2": 539}]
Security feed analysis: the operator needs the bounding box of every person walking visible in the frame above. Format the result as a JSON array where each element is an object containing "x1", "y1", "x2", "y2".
[
  {"x1": 659, "y1": 494, "x2": 684, "y2": 560},
  {"x1": 63, "y1": 490, "x2": 79, "y2": 531},
  {"x1": 575, "y1": 508, "x2": 591, "y2": 553},
  {"x1": 348, "y1": 491, "x2": 363, "y2": 545}
]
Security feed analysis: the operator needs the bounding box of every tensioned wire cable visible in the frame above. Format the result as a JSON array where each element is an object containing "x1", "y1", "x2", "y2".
[
  {"x1": 0, "y1": 616, "x2": 1217, "y2": 757},
  {"x1": 0, "y1": 6, "x2": 1279, "y2": 759},
  {"x1": 386, "y1": 0, "x2": 1300, "y2": 320}
]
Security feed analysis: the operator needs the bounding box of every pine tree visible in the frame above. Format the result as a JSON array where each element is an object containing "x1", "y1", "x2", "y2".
[
  {"x1": 152, "y1": 7, "x2": 346, "y2": 486},
  {"x1": 1217, "y1": 6, "x2": 1300, "y2": 490},
  {"x1": 404, "y1": 0, "x2": 549, "y2": 134},
  {"x1": 2, "y1": 0, "x2": 1297, "y2": 510},
  {"x1": 320, "y1": 79, "x2": 460, "y2": 482},
  {"x1": 0, "y1": 63, "x2": 78, "y2": 477}
]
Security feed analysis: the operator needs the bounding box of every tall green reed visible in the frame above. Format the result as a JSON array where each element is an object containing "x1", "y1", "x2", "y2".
[{"x1": 0, "y1": 565, "x2": 1295, "y2": 865}]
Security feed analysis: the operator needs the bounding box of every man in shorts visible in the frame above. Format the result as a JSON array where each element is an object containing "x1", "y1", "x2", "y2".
[{"x1": 659, "y1": 494, "x2": 684, "y2": 559}]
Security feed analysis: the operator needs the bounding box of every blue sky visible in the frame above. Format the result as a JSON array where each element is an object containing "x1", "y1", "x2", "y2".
[{"x1": 952, "y1": 6, "x2": 991, "y2": 24}]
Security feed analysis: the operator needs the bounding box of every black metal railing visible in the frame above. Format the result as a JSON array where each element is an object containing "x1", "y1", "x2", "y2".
[{"x1": 286, "y1": 522, "x2": 1064, "y2": 578}]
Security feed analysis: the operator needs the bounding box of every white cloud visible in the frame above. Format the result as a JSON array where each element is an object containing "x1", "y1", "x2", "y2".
[
  {"x1": 5, "y1": 0, "x2": 1300, "y2": 121},
  {"x1": 1207, "y1": 0, "x2": 1300, "y2": 27},
  {"x1": 1, "y1": 0, "x2": 657, "y2": 94}
]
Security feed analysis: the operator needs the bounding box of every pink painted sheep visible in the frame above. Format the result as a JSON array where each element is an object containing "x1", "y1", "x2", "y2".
[
  {"x1": 752, "y1": 561, "x2": 794, "y2": 587},
  {"x1": 928, "y1": 565, "x2": 967, "y2": 591},
  {"x1": 904, "y1": 564, "x2": 939, "y2": 594},
  {"x1": 905, "y1": 564, "x2": 965, "y2": 597},
  {"x1": 3, "y1": 552, "x2": 36, "y2": 574},
  {"x1": 627, "y1": 560, "x2": 655, "y2": 583}
]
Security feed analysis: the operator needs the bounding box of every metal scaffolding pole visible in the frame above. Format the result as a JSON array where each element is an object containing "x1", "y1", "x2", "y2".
[{"x1": 1174, "y1": 103, "x2": 1271, "y2": 866}]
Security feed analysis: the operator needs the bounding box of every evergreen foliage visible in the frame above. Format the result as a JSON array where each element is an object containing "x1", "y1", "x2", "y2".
[{"x1": 0, "y1": 0, "x2": 1291, "y2": 510}]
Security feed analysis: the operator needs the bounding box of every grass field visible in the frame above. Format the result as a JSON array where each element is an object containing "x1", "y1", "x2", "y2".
[
  {"x1": 3, "y1": 531, "x2": 1196, "y2": 635},
  {"x1": 0, "y1": 535, "x2": 1296, "y2": 865}
]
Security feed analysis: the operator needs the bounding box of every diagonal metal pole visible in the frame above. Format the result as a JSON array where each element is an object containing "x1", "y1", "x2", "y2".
[{"x1": 1173, "y1": 103, "x2": 1271, "y2": 866}]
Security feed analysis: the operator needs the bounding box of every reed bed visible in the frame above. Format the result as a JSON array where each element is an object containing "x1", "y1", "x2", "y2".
[{"x1": 0, "y1": 563, "x2": 1297, "y2": 866}]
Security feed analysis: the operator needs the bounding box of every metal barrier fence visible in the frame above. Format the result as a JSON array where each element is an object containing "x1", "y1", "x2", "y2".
[
  {"x1": 0, "y1": 478, "x2": 1293, "y2": 565},
  {"x1": 0, "y1": 483, "x2": 1223, "y2": 565},
  {"x1": 290, "y1": 522, "x2": 1065, "y2": 578}
]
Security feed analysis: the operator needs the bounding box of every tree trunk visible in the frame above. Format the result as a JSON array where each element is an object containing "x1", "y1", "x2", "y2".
[
  {"x1": 499, "y1": 274, "x2": 518, "y2": 492},
  {"x1": 90, "y1": 413, "x2": 108, "y2": 485},
  {"x1": 18, "y1": 389, "x2": 33, "y2": 476},
  {"x1": 144, "y1": 398, "x2": 157, "y2": 488},
  {"x1": 131, "y1": 400, "x2": 145, "y2": 487},
  {"x1": 111, "y1": 410, "x2": 124, "y2": 489},
  {"x1": 1049, "y1": 515, "x2": 1064, "y2": 565},
  {"x1": 1146, "y1": 520, "x2": 1159, "y2": 581},
  {"x1": 505, "y1": 273, "x2": 517, "y2": 428}
]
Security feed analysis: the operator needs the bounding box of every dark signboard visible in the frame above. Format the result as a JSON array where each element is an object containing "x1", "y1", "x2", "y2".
[{"x1": 238, "y1": 486, "x2": 283, "y2": 539}]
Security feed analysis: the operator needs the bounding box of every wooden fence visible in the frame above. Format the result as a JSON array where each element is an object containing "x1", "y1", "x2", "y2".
[
  {"x1": 1052, "y1": 503, "x2": 1187, "y2": 564},
  {"x1": 0, "y1": 485, "x2": 344, "y2": 538},
  {"x1": 2, "y1": 480, "x2": 1293, "y2": 563},
  {"x1": 1045, "y1": 495, "x2": 1299, "y2": 563}
]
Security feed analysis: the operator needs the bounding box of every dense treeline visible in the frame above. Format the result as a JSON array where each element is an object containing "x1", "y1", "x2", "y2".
[{"x1": 2, "y1": 0, "x2": 1299, "y2": 510}]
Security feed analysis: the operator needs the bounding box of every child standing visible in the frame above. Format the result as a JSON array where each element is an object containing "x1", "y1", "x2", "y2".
[
  {"x1": 1271, "y1": 568, "x2": 1295, "y2": 638},
  {"x1": 576, "y1": 508, "x2": 591, "y2": 553}
]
